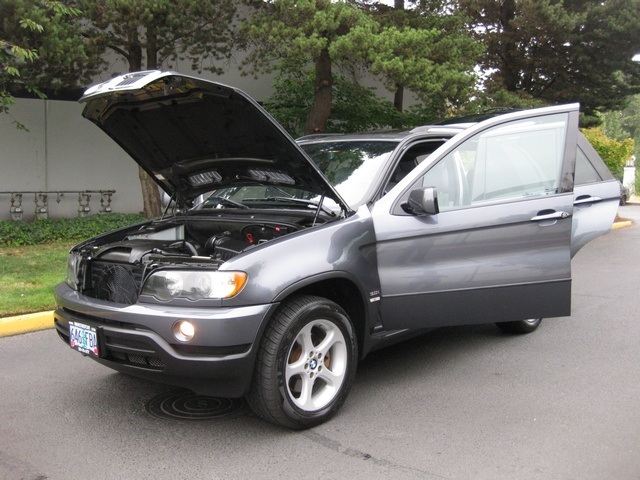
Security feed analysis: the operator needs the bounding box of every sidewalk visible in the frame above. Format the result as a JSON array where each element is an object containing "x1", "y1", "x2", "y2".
[{"x1": 1, "y1": 212, "x2": 636, "y2": 338}]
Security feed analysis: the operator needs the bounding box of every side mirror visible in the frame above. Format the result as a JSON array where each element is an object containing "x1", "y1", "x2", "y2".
[{"x1": 402, "y1": 187, "x2": 439, "y2": 215}]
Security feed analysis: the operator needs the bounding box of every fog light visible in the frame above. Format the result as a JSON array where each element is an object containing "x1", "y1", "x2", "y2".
[{"x1": 173, "y1": 320, "x2": 195, "y2": 342}]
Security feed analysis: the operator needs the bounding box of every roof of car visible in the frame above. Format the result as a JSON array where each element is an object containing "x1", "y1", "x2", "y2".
[
  {"x1": 295, "y1": 108, "x2": 521, "y2": 144},
  {"x1": 296, "y1": 124, "x2": 469, "y2": 144}
]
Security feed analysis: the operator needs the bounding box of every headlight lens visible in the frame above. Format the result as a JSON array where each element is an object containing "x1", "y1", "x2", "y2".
[
  {"x1": 141, "y1": 270, "x2": 247, "y2": 301},
  {"x1": 65, "y1": 252, "x2": 79, "y2": 290}
]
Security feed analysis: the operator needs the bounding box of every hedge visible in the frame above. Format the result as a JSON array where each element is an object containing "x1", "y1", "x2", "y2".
[{"x1": 0, "y1": 213, "x2": 148, "y2": 247}]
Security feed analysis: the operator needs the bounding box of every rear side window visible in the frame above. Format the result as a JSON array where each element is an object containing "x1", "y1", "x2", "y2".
[{"x1": 575, "y1": 147, "x2": 602, "y2": 185}]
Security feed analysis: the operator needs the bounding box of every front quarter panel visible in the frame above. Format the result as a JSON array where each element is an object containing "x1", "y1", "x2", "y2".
[{"x1": 220, "y1": 207, "x2": 379, "y2": 308}]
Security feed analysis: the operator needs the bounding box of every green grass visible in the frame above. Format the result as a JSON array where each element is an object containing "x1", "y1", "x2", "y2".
[{"x1": 0, "y1": 242, "x2": 72, "y2": 317}]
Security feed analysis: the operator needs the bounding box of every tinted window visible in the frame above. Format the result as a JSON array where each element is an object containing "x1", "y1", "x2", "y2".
[
  {"x1": 301, "y1": 141, "x2": 397, "y2": 208},
  {"x1": 574, "y1": 147, "x2": 601, "y2": 185}
]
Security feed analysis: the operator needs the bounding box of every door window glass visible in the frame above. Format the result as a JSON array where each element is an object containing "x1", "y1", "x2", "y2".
[{"x1": 419, "y1": 114, "x2": 569, "y2": 211}]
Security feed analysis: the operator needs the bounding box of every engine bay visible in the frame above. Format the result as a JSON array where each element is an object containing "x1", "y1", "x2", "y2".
[{"x1": 68, "y1": 211, "x2": 329, "y2": 304}]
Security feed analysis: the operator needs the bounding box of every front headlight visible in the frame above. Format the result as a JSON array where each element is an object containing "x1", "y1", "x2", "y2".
[
  {"x1": 65, "y1": 252, "x2": 80, "y2": 290},
  {"x1": 141, "y1": 270, "x2": 247, "y2": 301}
]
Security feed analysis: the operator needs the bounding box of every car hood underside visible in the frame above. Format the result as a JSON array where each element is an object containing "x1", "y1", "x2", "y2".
[{"x1": 80, "y1": 71, "x2": 348, "y2": 210}]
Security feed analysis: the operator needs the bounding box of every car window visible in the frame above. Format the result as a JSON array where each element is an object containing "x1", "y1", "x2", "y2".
[
  {"x1": 418, "y1": 114, "x2": 569, "y2": 211},
  {"x1": 301, "y1": 141, "x2": 398, "y2": 208},
  {"x1": 574, "y1": 147, "x2": 601, "y2": 185},
  {"x1": 385, "y1": 141, "x2": 445, "y2": 193}
]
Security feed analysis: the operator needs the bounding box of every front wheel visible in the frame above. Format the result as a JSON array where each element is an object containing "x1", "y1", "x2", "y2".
[
  {"x1": 495, "y1": 318, "x2": 542, "y2": 334},
  {"x1": 248, "y1": 295, "x2": 358, "y2": 429}
]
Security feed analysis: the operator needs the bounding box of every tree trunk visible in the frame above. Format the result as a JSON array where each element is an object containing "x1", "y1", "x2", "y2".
[
  {"x1": 305, "y1": 48, "x2": 333, "y2": 135},
  {"x1": 123, "y1": 25, "x2": 162, "y2": 218},
  {"x1": 393, "y1": 0, "x2": 405, "y2": 112},
  {"x1": 147, "y1": 23, "x2": 158, "y2": 70},
  {"x1": 126, "y1": 27, "x2": 142, "y2": 72},
  {"x1": 138, "y1": 166, "x2": 163, "y2": 217},
  {"x1": 394, "y1": 84, "x2": 404, "y2": 112},
  {"x1": 499, "y1": 0, "x2": 520, "y2": 92}
]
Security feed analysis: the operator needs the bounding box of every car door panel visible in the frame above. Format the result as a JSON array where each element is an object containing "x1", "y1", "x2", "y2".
[
  {"x1": 374, "y1": 194, "x2": 574, "y2": 329},
  {"x1": 371, "y1": 105, "x2": 580, "y2": 331},
  {"x1": 571, "y1": 134, "x2": 620, "y2": 257}
]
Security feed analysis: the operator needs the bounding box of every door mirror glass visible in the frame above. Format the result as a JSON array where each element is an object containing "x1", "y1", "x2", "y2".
[{"x1": 402, "y1": 187, "x2": 439, "y2": 215}]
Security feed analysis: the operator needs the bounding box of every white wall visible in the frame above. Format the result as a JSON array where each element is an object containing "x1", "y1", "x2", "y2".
[
  {"x1": 0, "y1": 98, "x2": 143, "y2": 220},
  {"x1": 0, "y1": 60, "x2": 279, "y2": 222},
  {"x1": 1, "y1": 57, "x2": 401, "y2": 222}
]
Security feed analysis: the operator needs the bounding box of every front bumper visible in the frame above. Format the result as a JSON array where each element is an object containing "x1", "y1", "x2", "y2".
[{"x1": 54, "y1": 283, "x2": 277, "y2": 397}]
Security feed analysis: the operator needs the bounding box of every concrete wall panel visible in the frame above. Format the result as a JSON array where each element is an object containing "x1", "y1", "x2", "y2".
[
  {"x1": 0, "y1": 98, "x2": 143, "y2": 221},
  {"x1": 46, "y1": 100, "x2": 143, "y2": 217}
]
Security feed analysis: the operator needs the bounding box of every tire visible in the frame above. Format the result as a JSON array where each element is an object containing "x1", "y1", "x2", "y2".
[
  {"x1": 495, "y1": 318, "x2": 542, "y2": 334},
  {"x1": 247, "y1": 295, "x2": 357, "y2": 429}
]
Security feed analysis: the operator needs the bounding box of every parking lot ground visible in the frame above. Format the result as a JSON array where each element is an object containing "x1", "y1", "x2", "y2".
[{"x1": 0, "y1": 205, "x2": 638, "y2": 479}]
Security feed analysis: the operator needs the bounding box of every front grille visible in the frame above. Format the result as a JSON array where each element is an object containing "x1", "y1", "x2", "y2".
[{"x1": 109, "y1": 351, "x2": 165, "y2": 369}]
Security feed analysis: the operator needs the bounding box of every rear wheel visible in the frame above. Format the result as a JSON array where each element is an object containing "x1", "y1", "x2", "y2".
[
  {"x1": 495, "y1": 318, "x2": 542, "y2": 334},
  {"x1": 248, "y1": 295, "x2": 357, "y2": 429}
]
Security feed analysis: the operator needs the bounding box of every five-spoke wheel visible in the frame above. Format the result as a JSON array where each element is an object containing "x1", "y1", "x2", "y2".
[{"x1": 248, "y1": 295, "x2": 357, "y2": 429}]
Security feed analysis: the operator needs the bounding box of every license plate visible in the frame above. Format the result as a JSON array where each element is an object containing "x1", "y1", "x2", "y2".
[{"x1": 69, "y1": 321, "x2": 99, "y2": 357}]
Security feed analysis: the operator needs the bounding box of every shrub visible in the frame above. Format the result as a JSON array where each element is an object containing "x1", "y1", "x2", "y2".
[
  {"x1": 581, "y1": 128, "x2": 634, "y2": 180},
  {"x1": 0, "y1": 213, "x2": 147, "y2": 247}
]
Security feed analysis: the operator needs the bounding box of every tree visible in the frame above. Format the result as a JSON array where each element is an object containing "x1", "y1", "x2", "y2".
[
  {"x1": 245, "y1": 0, "x2": 378, "y2": 134},
  {"x1": 1, "y1": 0, "x2": 101, "y2": 129},
  {"x1": 459, "y1": 0, "x2": 640, "y2": 118},
  {"x1": 601, "y1": 95, "x2": 640, "y2": 194},
  {"x1": 362, "y1": 23, "x2": 482, "y2": 116},
  {"x1": 602, "y1": 95, "x2": 640, "y2": 147},
  {"x1": 263, "y1": 69, "x2": 407, "y2": 136},
  {"x1": 359, "y1": 0, "x2": 482, "y2": 114},
  {"x1": 246, "y1": 0, "x2": 482, "y2": 132},
  {"x1": 78, "y1": 0, "x2": 238, "y2": 217}
]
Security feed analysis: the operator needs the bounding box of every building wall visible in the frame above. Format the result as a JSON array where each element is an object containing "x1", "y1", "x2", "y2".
[
  {"x1": 0, "y1": 98, "x2": 143, "y2": 221},
  {"x1": 0, "y1": 63, "x2": 280, "y2": 222},
  {"x1": 0, "y1": 58, "x2": 402, "y2": 221}
]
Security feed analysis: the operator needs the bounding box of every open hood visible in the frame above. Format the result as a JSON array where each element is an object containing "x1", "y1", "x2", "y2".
[{"x1": 80, "y1": 71, "x2": 350, "y2": 211}]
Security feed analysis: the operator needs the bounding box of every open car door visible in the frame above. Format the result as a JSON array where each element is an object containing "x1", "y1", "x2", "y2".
[
  {"x1": 371, "y1": 105, "x2": 584, "y2": 330},
  {"x1": 571, "y1": 133, "x2": 620, "y2": 257}
]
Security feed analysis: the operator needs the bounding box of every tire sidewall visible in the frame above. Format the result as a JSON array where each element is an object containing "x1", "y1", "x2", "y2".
[{"x1": 275, "y1": 298, "x2": 357, "y2": 426}]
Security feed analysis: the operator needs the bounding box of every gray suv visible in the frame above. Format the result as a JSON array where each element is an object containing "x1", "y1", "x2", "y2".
[{"x1": 55, "y1": 71, "x2": 619, "y2": 429}]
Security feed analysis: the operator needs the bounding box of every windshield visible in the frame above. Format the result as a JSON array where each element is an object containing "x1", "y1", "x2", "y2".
[
  {"x1": 194, "y1": 185, "x2": 339, "y2": 216},
  {"x1": 300, "y1": 141, "x2": 398, "y2": 208}
]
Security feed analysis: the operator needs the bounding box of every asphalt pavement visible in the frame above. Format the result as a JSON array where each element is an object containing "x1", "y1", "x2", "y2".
[{"x1": 0, "y1": 205, "x2": 638, "y2": 479}]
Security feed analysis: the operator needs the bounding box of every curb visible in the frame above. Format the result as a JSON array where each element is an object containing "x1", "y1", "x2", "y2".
[
  {"x1": 0, "y1": 311, "x2": 54, "y2": 338},
  {"x1": 612, "y1": 220, "x2": 632, "y2": 230}
]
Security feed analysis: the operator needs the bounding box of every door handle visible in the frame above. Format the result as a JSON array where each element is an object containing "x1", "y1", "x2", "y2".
[
  {"x1": 574, "y1": 195, "x2": 602, "y2": 205},
  {"x1": 531, "y1": 210, "x2": 570, "y2": 222}
]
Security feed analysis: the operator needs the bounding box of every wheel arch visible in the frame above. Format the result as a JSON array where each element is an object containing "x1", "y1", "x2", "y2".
[{"x1": 272, "y1": 272, "x2": 369, "y2": 359}]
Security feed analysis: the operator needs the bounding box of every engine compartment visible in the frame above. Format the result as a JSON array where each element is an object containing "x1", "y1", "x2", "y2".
[
  {"x1": 120, "y1": 215, "x2": 305, "y2": 260},
  {"x1": 69, "y1": 211, "x2": 329, "y2": 304}
]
